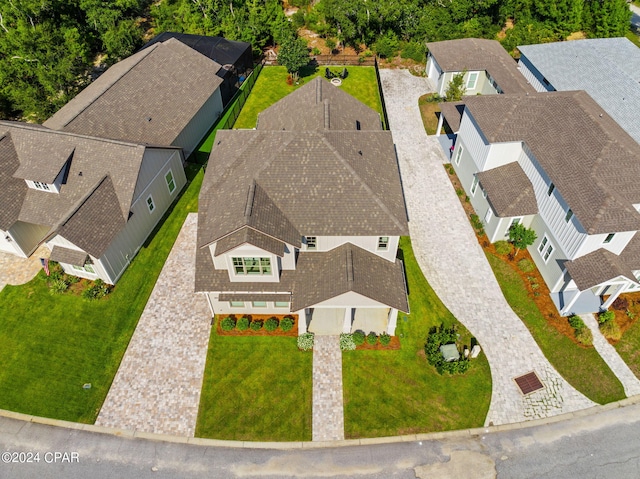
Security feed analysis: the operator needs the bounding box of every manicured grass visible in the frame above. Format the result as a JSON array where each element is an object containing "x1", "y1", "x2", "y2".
[
  {"x1": 418, "y1": 93, "x2": 441, "y2": 135},
  {"x1": 342, "y1": 237, "x2": 492, "y2": 438},
  {"x1": 0, "y1": 164, "x2": 204, "y2": 423},
  {"x1": 196, "y1": 327, "x2": 312, "y2": 441},
  {"x1": 233, "y1": 66, "x2": 383, "y2": 129},
  {"x1": 615, "y1": 318, "x2": 640, "y2": 379},
  {"x1": 486, "y1": 252, "x2": 626, "y2": 404},
  {"x1": 626, "y1": 30, "x2": 640, "y2": 48}
]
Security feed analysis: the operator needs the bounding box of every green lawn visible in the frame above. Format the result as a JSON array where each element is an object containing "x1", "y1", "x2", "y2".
[
  {"x1": 196, "y1": 328, "x2": 312, "y2": 441},
  {"x1": 0, "y1": 164, "x2": 203, "y2": 423},
  {"x1": 486, "y1": 252, "x2": 625, "y2": 404},
  {"x1": 615, "y1": 319, "x2": 640, "y2": 380},
  {"x1": 626, "y1": 30, "x2": 640, "y2": 48},
  {"x1": 342, "y1": 237, "x2": 492, "y2": 439},
  {"x1": 233, "y1": 66, "x2": 383, "y2": 129}
]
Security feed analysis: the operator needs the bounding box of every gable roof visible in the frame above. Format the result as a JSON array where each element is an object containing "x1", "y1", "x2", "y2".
[
  {"x1": 426, "y1": 38, "x2": 535, "y2": 94},
  {"x1": 257, "y1": 77, "x2": 382, "y2": 131},
  {"x1": 214, "y1": 227, "x2": 286, "y2": 257},
  {"x1": 49, "y1": 245, "x2": 89, "y2": 267},
  {"x1": 43, "y1": 38, "x2": 223, "y2": 147},
  {"x1": 461, "y1": 91, "x2": 640, "y2": 234},
  {"x1": 518, "y1": 38, "x2": 640, "y2": 145},
  {"x1": 477, "y1": 162, "x2": 538, "y2": 217},
  {"x1": 0, "y1": 132, "x2": 28, "y2": 230},
  {"x1": 198, "y1": 128, "x2": 408, "y2": 247},
  {"x1": 564, "y1": 248, "x2": 638, "y2": 291}
]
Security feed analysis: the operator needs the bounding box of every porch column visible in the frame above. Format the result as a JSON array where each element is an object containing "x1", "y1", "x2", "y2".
[
  {"x1": 386, "y1": 308, "x2": 398, "y2": 335},
  {"x1": 561, "y1": 290, "x2": 582, "y2": 316},
  {"x1": 342, "y1": 308, "x2": 353, "y2": 334},
  {"x1": 298, "y1": 309, "x2": 308, "y2": 335},
  {"x1": 601, "y1": 283, "x2": 627, "y2": 310},
  {"x1": 436, "y1": 112, "x2": 444, "y2": 137}
]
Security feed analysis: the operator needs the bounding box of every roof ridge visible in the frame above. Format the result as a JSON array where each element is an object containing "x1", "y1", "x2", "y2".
[{"x1": 320, "y1": 134, "x2": 407, "y2": 232}]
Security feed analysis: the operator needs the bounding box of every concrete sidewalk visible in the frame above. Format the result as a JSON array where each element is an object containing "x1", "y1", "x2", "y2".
[{"x1": 379, "y1": 69, "x2": 595, "y2": 425}]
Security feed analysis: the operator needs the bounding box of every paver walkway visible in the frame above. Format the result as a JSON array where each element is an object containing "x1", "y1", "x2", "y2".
[
  {"x1": 580, "y1": 314, "x2": 640, "y2": 397},
  {"x1": 312, "y1": 335, "x2": 344, "y2": 441},
  {"x1": 96, "y1": 213, "x2": 212, "y2": 437},
  {"x1": 380, "y1": 69, "x2": 596, "y2": 425},
  {"x1": 0, "y1": 245, "x2": 50, "y2": 292}
]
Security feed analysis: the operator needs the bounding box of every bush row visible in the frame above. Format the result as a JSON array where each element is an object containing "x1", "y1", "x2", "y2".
[
  {"x1": 568, "y1": 315, "x2": 593, "y2": 346},
  {"x1": 47, "y1": 262, "x2": 111, "y2": 300},
  {"x1": 220, "y1": 315, "x2": 294, "y2": 333},
  {"x1": 339, "y1": 331, "x2": 392, "y2": 350}
]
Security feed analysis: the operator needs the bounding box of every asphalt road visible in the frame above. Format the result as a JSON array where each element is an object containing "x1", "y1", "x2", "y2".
[{"x1": 2, "y1": 402, "x2": 640, "y2": 479}]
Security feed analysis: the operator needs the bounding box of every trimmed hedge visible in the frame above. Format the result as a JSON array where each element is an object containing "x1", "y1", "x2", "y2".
[
  {"x1": 221, "y1": 316, "x2": 236, "y2": 331},
  {"x1": 250, "y1": 320, "x2": 263, "y2": 331},
  {"x1": 366, "y1": 332, "x2": 378, "y2": 345},
  {"x1": 236, "y1": 316, "x2": 249, "y2": 331},
  {"x1": 280, "y1": 316, "x2": 294, "y2": 332},
  {"x1": 352, "y1": 330, "x2": 365, "y2": 345},
  {"x1": 264, "y1": 317, "x2": 279, "y2": 332}
]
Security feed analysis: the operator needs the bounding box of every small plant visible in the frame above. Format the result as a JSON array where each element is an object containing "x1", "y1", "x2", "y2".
[
  {"x1": 455, "y1": 187, "x2": 464, "y2": 197},
  {"x1": 598, "y1": 310, "x2": 615, "y2": 324},
  {"x1": 81, "y1": 279, "x2": 111, "y2": 300},
  {"x1": 67, "y1": 274, "x2": 81, "y2": 284},
  {"x1": 530, "y1": 283, "x2": 539, "y2": 289},
  {"x1": 280, "y1": 316, "x2": 294, "y2": 332},
  {"x1": 575, "y1": 327, "x2": 593, "y2": 346},
  {"x1": 517, "y1": 258, "x2": 536, "y2": 273},
  {"x1": 250, "y1": 320, "x2": 263, "y2": 331},
  {"x1": 494, "y1": 240, "x2": 513, "y2": 256},
  {"x1": 49, "y1": 279, "x2": 69, "y2": 295},
  {"x1": 379, "y1": 332, "x2": 391, "y2": 346},
  {"x1": 340, "y1": 333, "x2": 356, "y2": 351},
  {"x1": 297, "y1": 332, "x2": 314, "y2": 351},
  {"x1": 470, "y1": 214, "x2": 485, "y2": 236},
  {"x1": 445, "y1": 164, "x2": 454, "y2": 175},
  {"x1": 221, "y1": 316, "x2": 236, "y2": 331},
  {"x1": 626, "y1": 309, "x2": 636, "y2": 320},
  {"x1": 568, "y1": 315, "x2": 586, "y2": 331},
  {"x1": 508, "y1": 223, "x2": 537, "y2": 257},
  {"x1": 600, "y1": 318, "x2": 622, "y2": 341},
  {"x1": 237, "y1": 316, "x2": 249, "y2": 331},
  {"x1": 352, "y1": 330, "x2": 365, "y2": 346},
  {"x1": 311, "y1": 47, "x2": 321, "y2": 56},
  {"x1": 264, "y1": 317, "x2": 279, "y2": 332},
  {"x1": 366, "y1": 332, "x2": 378, "y2": 345}
]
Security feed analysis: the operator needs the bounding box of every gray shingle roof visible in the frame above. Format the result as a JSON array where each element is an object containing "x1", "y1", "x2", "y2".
[
  {"x1": 620, "y1": 233, "x2": 640, "y2": 272},
  {"x1": 477, "y1": 162, "x2": 538, "y2": 217},
  {"x1": 214, "y1": 227, "x2": 285, "y2": 257},
  {"x1": 462, "y1": 91, "x2": 640, "y2": 234},
  {"x1": 518, "y1": 38, "x2": 640, "y2": 145},
  {"x1": 49, "y1": 245, "x2": 89, "y2": 266},
  {"x1": 44, "y1": 38, "x2": 223, "y2": 147},
  {"x1": 257, "y1": 77, "x2": 383, "y2": 131},
  {"x1": 564, "y1": 248, "x2": 638, "y2": 291},
  {"x1": 0, "y1": 132, "x2": 28, "y2": 230},
  {"x1": 438, "y1": 102, "x2": 465, "y2": 132},
  {"x1": 426, "y1": 38, "x2": 535, "y2": 94}
]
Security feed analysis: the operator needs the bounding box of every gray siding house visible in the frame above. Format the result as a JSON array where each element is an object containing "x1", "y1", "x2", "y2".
[
  {"x1": 196, "y1": 78, "x2": 409, "y2": 335},
  {"x1": 0, "y1": 122, "x2": 186, "y2": 284}
]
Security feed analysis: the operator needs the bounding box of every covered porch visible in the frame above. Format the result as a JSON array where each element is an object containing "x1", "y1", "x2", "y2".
[{"x1": 300, "y1": 307, "x2": 398, "y2": 336}]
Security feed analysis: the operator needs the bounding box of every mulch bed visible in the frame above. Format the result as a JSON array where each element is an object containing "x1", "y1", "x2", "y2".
[
  {"x1": 215, "y1": 314, "x2": 299, "y2": 337},
  {"x1": 355, "y1": 335, "x2": 401, "y2": 350}
]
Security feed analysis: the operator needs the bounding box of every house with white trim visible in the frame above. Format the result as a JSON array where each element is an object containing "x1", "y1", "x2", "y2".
[{"x1": 195, "y1": 78, "x2": 409, "y2": 335}]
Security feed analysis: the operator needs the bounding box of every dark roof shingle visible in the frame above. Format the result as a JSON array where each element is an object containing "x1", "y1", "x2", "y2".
[
  {"x1": 49, "y1": 245, "x2": 89, "y2": 266},
  {"x1": 477, "y1": 162, "x2": 538, "y2": 217},
  {"x1": 564, "y1": 248, "x2": 638, "y2": 291}
]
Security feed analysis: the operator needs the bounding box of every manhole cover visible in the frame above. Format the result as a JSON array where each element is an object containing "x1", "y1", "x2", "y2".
[{"x1": 513, "y1": 371, "x2": 544, "y2": 395}]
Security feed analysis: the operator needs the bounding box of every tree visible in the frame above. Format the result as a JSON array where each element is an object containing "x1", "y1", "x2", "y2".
[
  {"x1": 508, "y1": 223, "x2": 537, "y2": 257},
  {"x1": 278, "y1": 36, "x2": 309, "y2": 80},
  {"x1": 445, "y1": 71, "x2": 467, "y2": 102}
]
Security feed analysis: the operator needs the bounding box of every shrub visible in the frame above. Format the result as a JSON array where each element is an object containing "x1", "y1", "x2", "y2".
[
  {"x1": 81, "y1": 279, "x2": 110, "y2": 300},
  {"x1": 264, "y1": 317, "x2": 279, "y2": 332},
  {"x1": 424, "y1": 324, "x2": 470, "y2": 375},
  {"x1": 49, "y1": 279, "x2": 69, "y2": 295},
  {"x1": 250, "y1": 320, "x2": 263, "y2": 331},
  {"x1": 470, "y1": 214, "x2": 485, "y2": 236},
  {"x1": 311, "y1": 47, "x2": 321, "y2": 56},
  {"x1": 455, "y1": 188, "x2": 464, "y2": 197},
  {"x1": 575, "y1": 327, "x2": 593, "y2": 346},
  {"x1": 237, "y1": 316, "x2": 249, "y2": 331},
  {"x1": 325, "y1": 38, "x2": 336, "y2": 51},
  {"x1": 221, "y1": 316, "x2": 236, "y2": 331},
  {"x1": 280, "y1": 316, "x2": 294, "y2": 332},
  {"x1": 291, "y1": 9, "x2": 305, "y2": 28},
  {"x1": 612, "y1": 297, "x2": 629, "y2": 311},
  {"x1": 352, "y1": 330, "x2": 365, "y2": 346},
  {"x1": 445, "y1": 164, "x2": 454, "y2": 175},
  {"x1": 373, "y1": 32, "x2": 399, "y2": 58},
  {"x1": 400, "y1": 41, "x2": 425, "y2": 62},
  {"x1": 494, "y1": 240, "x2": 513, "y2": 256},
  {"x1": 600, "y1": 319, "x2": 622, "y2": 341},
  {"x1": 340, "y1": 333, "x2": 356, "y2": 351},
  {"x1": 379, "y1": 332, "x2": 391, "y2": 346},
  {"x1": 297, "y1": 332, "x2": 314, "y2": 351},
  {"x1": 67, "y1": 274, "x2": 81, "y2": 284},
  {"x1": 517, "y1": 258, "x2": 536, "y2": 273},
  {"x1": 366, "y1": 332, "x2": 378, "y2": 345},
  {"x1": 598, "y1": 310, "x2": 615, "y2": 324},
  {"x1": 568, "y1": 315, "x2": 586, "y2": 331}
]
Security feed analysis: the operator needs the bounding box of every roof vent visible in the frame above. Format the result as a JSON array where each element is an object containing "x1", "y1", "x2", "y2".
[
  {"x1": 78, "y1": 171, "x2": 83, "y2": 176},
  {"x1": 358, "y1": 150, "x2": 362, "y2": 156},
  {"x1": 599, "y1": 113, "x2": 603, "y2": 118},
  {"x1": 146, "y1": 117, "x2": 152, "y2": 122}
]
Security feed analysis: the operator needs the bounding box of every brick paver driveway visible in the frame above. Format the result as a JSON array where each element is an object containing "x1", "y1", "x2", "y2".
[
  {"x1": 380, "y1": 69, "x2": 596, "y2": 425},
  {"x1": 0, "y1": 245, "x2": 49, "y2": 292}
]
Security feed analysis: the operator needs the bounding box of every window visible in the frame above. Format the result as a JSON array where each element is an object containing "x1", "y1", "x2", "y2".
[
  {"x1": 538, "y1": 235, "x2": 554, "y2": 263},
  {"x1": 454, "y1": 145, "x2": 463, "y2": 165},
  {"x1": 565, "y1": 209, "x2": 573, "y2": 223},
  {"x1": 547, "y1": 183, "x2": 555, "y2": 196},
  {"x1": 229, "y1": 301, "x2": 244, "y2": 308},
  {"x1": 72, "y1": 263, "x2": 95, "y2": 274},
  {"x1": 231, "y1": 257, "x2": 272, "y2": 275},
  {"x1": 470, "y1": 175, "x2": 479, "y2": 195},
  {"x1": 165, "y1": 170, "x2": 176, "y2": 194},
  {"x1": 146, "y1": 195, "x2": 155, "y2": 213},
  {"x1": 604, "y1": 233, "x2": 615, "y2": 244},
  {"x1": 377, "y1": 236, "x2": 389, "y2": 251},
  {"x1": 466, "y1": 72, "x2": 478, "y2": 89},
  {"x1": 275, "y1": 301, "x2": 289, "y2": 308},
  {"x1": 481, "y1": 186, "x2": 487, "y2": 198},
  {"x1": 306, "y1": 236, "x2": 317, "y2": 250},
  {"x1": 252, "y1": 301, "x2": 267, "y2": 307},
  {"x1": 33, "y1": 181, "x2": 50, "y2": 191},
  {"x1": 510, "y1": 217, "x2": 522, "y2": 229}
]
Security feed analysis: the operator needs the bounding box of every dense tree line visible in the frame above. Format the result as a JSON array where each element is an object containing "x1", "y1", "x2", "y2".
[{"x1": 0, "y1": 0, "x2": 633, "y2": 120}]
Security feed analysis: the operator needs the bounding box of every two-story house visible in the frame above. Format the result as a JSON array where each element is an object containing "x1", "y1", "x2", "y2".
[
  {"x1": 195, "y1": 77, "x2": 409, "y2": 335},
  {"x1": 440, "y1": 90, "x2": 640, "y2": 316}
]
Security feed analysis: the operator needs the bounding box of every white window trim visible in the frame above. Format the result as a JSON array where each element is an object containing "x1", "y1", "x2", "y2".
[
  {"x1": 565, "y1": 209, "x2": 573, "y2": 223},
  {"x1": 377, "y1": 236, "x2": 389, "y2": 251},
  {"x1": 274, "y1": 301, "x2": 289, "y2": 308},
  {"x1": 305, "y1": 236, "x2": 317, "y2": 250},
  {"x1": 229, "y1": 301, "x2": 244, "y2": 308},
  {"x1": 146, "y1": 195, "x2": 155, "y2": 213},
  {"x1": 604, "y1": 233, "x2": 615, "y2": 244},
  {"x1": 454, "y1": 144, "x2": 463, "y2": 165},
  {"x1": 232, "y1": 257, "x2": 272, "y2": 276},
  {"x1": 470, "y1": 175, "x2": 479, "y2": 196},
  {"x1": 466, "y1": 72, "x2": 478, "y2": 89},
  {"x1": 252, "y1": 301, "x2": 267, "y2": 308},
  {"x1": 26, "y1": 180, "x2": 59, "y2": 193},
  {"x1": 538, "y1": 235, "x2": 554, "y2": 264},
  {"x1": 509, "y1": 217, "x2": 523, "y2": 229},
  {"x1": 165, "y1": 169, "x2": 176, "y2": 194}
]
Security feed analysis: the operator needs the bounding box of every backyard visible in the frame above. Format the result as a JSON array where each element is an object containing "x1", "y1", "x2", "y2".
[{"x1": 342, "y1": 237, "x2": 492, "y2": 438}]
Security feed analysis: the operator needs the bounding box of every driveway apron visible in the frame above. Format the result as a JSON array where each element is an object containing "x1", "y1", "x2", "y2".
[
  {"x1": 0, "y1": 245, "x2": 50, "y2": 292},
  {"x1": 96, "y1": 213, "x2": 212, "y2": 436},
  {"x1": 379, "y1": 69, "x2": 596, "y2": 425}
]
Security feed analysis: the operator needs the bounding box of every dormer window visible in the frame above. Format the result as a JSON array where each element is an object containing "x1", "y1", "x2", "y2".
[
  {"x1": 26, "y1": 180, "x2": 58, "y2": 193},
  {"x1": 232, "y1": 257, "x2": 271, "y2": 275},
  {"x1": 377, "y1": 237, "x2": 389, "y2": 251},
  {"x1": 306, "y1": 236, "x2": 317, "y2": 250},
  {"x1": 34, "y1": 181, "x2": 50, "y2": 191},
  {"x1": 565, "y1": 209, "x2": 573, "y2": 223}
]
